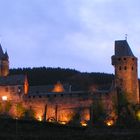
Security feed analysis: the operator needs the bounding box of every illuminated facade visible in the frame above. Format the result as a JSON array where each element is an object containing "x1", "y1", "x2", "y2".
[
  {"x1": 112, "y1": 40, "x2": 139, "y2": 104},
  {"x1": 0, "y1": 40, "x2": 139, "y2": 125}
]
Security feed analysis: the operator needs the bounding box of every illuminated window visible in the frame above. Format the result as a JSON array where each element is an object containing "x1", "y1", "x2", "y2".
[{"x1": 2, "y1": 96, "x2": 7, "y2": 101}]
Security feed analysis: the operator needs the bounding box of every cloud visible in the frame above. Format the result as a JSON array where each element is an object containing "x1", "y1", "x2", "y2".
[{"x1": 0, "y1": 0, "x2": 140, "y2": 75}]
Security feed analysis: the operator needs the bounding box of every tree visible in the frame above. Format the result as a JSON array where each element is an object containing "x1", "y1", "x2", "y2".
[
  {"x1": 16, "y1": 103, "x2": 25, "y2": 118},
  {"x1": 92, "y1": 100, "x2": 107, "y2": 126},
  {"x1": 23, "y1": 108, "x2": 35, "y2": 120}
]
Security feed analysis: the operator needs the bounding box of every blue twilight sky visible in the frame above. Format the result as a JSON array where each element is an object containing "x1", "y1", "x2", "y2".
[{"x1": 0, "y1": 0, "x2": 140, "y2": 75}]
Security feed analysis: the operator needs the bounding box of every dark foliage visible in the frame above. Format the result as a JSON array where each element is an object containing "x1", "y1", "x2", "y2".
[
  {"x1": 0, "y1": 118, "x2": 140, "y2": 140},
  {"x1": 10, "y1": 67, "x2": 114, "y2": 90}
]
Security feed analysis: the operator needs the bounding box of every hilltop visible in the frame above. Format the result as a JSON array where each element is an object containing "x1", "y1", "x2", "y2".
[{"x1": 10, "y1": 67, "x2": 114, "y2": 90}]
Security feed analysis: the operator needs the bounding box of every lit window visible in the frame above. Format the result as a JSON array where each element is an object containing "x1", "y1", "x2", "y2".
[{"x1": 2, "y1": 96, "x2": 8, "y2": 101}]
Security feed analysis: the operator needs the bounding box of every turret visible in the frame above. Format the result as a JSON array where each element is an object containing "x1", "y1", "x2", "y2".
[
  {"x1": 112, "y1": 40, "x2": 139, "y2": 104},
  {"x1": 0, "y1": 44, "x2": 9, "y2": 77}
]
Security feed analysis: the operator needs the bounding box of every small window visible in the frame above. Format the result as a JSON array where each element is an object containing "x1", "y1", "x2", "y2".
[
  {"x1": 54, "y1": 94, "x2": 56, "y2": 97},
  {"x1": 18, "y1": 87, "x2": 22, "y2": 93},
  {"x1": 118, "y1": 58, "x2": 121, "y2": 61},
  {"x1": 124, "y1": 66, "x2": 127, "y2": 70},
  {"x1": 132, "y1": 67, "x2": 134, "y2": 70},
  {"x1": 61, "y1": 94, "x2": 63, "y2": 97},
  {"x1": 124, "y1": 58, "x2": 126, "y2": 60},
  {"x1": 119, "y1": 66, "x2": 121, "y2": 70},
  {"x1": 39, "y1": 95, "x2": 42, "y2": 98},
  {"x1": 33, "y1": 96, "x2": 35, "y2": 98},
  {"x1": 132, "y1": 58, "x2": 135, "y2": 61}
]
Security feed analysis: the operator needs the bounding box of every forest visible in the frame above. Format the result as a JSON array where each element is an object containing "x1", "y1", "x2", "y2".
[{"x1": 10, "y1": 67, "x2": 114, "y2": 90}]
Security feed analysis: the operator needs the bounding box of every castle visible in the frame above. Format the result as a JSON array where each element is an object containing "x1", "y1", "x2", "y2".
[{"x1": 0, "y1": 40, "x2": 139, "y2": 125}]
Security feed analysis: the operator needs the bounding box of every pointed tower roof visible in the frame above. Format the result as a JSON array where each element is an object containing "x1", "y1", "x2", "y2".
[
  {"x1": 4, "y1": 51, "x2": 9, "y2": 60},
  {"x1": 0, "y1": 44, "x2": 4, "y2": 59},
  {"x1": 115, "y1": 40, "x2": 134, "y2": 57}
]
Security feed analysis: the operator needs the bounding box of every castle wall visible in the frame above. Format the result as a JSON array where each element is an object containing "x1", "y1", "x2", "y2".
[{"x1": 24, "y1": 94, "x2": 93, "y2": 123}]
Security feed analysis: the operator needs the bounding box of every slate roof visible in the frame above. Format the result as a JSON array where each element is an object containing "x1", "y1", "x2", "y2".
[
  {"x1": 0, "y1": 44, "x2": 9, "y2": 60},
  {"x1": 0, "y1": 44, "x2": 4, "y2": 59},
  {"x1": 0, "y1": 75, "x2": 25, "y2": 86},
  {"x1": 115, "y1": 40, "x2": 134, "y2": 57},
  {"x1": 28, "y1": 84, "x2": 71, "y2": 95}
]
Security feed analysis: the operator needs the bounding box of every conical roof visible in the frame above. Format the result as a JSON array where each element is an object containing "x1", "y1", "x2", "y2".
[
  {"x1": 0, "y1": 44, "x2": 4, "y2": 59},
  {"x1": 115, "y1": 40, "x2": 134, "y2": 57},
  {"x1": 4, "y1": 51, "x2": 9, "y2": 60}
]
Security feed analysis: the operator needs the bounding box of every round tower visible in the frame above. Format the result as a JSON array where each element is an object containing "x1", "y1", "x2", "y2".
[{"x1": 112, "y1": 40, "x2": 139, "y2": 104}]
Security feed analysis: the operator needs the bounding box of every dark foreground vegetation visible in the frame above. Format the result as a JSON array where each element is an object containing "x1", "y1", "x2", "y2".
[{"x1": 0, "y1": 118, "x2": 140, "y2": 140}]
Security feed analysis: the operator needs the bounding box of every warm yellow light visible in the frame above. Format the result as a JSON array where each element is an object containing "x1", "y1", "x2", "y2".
[
  {"x1": 136, "y1": 110, "x2": 140, "y2": 121},
  {"x1": 52, "y1": 82, "x2": 64, "y2": 93},
  {"x1": 59, "y1": 121, "x2": 67, "y2": 125},
  {"x1": 80, "y1": 121, "x2": 88, "y2": 127},
  {"x1": 2, "y1": 96, "x2": 8, "y2": 101},
  {"x1": 106, "y1": 120, "x2": 114, "y2": 126},
  {"x1": 37, "y1": 116, "x2": 42, "y2": 122}
]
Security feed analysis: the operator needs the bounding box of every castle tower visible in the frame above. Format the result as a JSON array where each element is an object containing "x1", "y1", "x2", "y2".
[
  {"x1": 112, "y1": 40, "x2": 139, "y2": 104},
  {"x1": 0, "y1": 44, "x2": 9, "y2": 76}
]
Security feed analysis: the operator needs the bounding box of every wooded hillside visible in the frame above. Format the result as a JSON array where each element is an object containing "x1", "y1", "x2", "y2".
[{"x1": 10, "y1": 67, "x2": 114, "y2": 90}]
